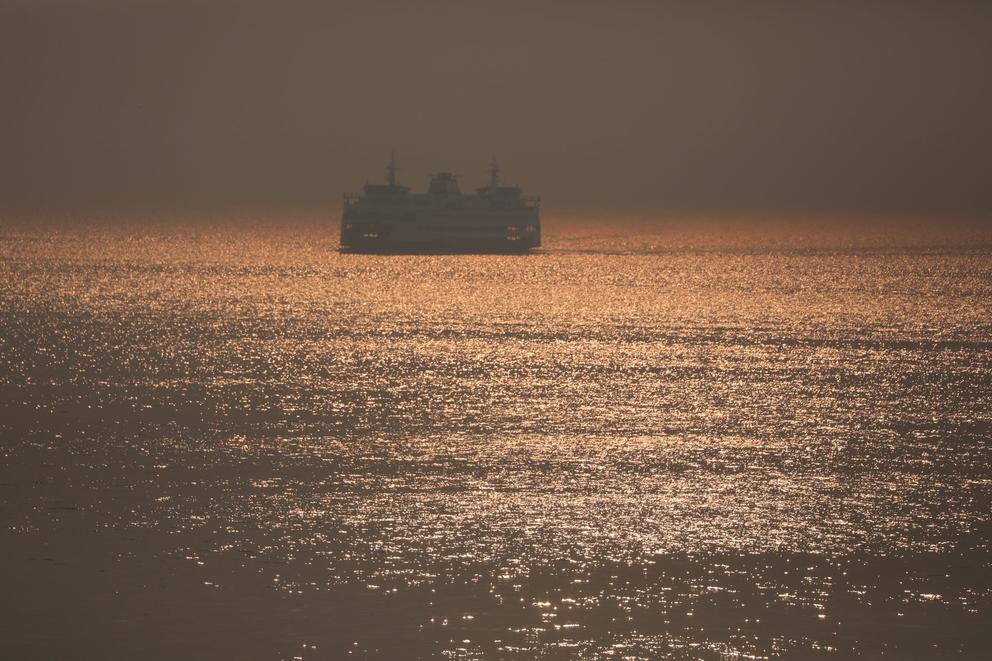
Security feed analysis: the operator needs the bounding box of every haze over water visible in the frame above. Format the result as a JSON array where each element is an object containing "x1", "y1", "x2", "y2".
[{"x1": 1, "y1": 220, "x2": 990, "y2": 659}]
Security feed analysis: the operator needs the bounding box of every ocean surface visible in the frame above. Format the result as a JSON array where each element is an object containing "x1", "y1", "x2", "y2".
[{"x1": 1, "y1": 222, "x2": 990, "y2": 659}]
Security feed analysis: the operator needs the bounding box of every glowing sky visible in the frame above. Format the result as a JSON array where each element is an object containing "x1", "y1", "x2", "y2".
[{"x1": 2, "y1": 1, "x2": 991, "y2": 218}]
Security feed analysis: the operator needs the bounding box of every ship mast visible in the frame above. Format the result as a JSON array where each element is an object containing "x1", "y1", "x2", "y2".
[
  {"x1": 488, "y1": 156, "x2": 500, "y2": 189},
  {"x1": 386, "y1": 151, "x2": 398, "y2": 187}
]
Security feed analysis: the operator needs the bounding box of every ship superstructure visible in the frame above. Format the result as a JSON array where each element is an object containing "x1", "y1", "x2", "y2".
[{"x1": 340, "y1": 156, "x2": 540, "y2": 253}]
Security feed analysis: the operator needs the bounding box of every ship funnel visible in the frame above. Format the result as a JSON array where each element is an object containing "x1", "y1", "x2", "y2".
[{"x1": 428, "y1": 172, "x2": 460, "y2": 196}]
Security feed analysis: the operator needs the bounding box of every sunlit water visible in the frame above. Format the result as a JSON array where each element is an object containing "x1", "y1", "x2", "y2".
[{"x1": 1, "y1": 222, "x2": 990, "y2": 659}]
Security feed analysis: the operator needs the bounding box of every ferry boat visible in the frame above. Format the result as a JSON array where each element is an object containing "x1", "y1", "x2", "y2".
[{"x1": 340, "y1": 156, "x2": 541, "y2": 253}]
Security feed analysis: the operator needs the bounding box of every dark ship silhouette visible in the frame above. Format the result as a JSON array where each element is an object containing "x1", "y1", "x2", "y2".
[{"x1": 340, "y1": 156, "x2": 541, "y2": 254}]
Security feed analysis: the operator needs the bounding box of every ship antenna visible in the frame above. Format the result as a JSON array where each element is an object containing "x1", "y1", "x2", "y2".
[
  {"x1": 386, "y1": 150, "x2": 398, "y2": 187},
  {"x1": 488, "y1": 155, "x2": 500, "y2": 189}
]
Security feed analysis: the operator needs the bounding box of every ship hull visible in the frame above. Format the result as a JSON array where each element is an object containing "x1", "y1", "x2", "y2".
[
  {"x1": 340, "y1": 238, "x2": 539, "y2": 255},
  {"x1": 340, "y1": 215, "x2": 541, "y2": 254}
]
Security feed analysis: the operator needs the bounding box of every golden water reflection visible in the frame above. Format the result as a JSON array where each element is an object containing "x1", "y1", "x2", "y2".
[{"x1": 1, "y1": 223, "x2": 990, "y2": 658}]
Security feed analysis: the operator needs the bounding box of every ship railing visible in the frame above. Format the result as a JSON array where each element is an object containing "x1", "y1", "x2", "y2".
[{"x1": 521, "y1": 195, "x2": 541, "y2": 208}]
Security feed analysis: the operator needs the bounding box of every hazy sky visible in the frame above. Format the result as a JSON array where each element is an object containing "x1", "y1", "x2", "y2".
[{"x1": 2, "y1": 0, "x2": 991, "y2": 218}]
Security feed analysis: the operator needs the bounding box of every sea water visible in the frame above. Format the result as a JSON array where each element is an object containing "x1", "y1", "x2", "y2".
[{"x1": 1, "y1": 222, "x2": 990, "y2": 658}]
